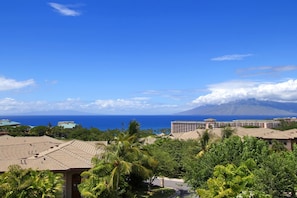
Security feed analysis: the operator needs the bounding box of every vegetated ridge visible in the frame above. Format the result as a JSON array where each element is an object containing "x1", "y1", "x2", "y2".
[{"x1": 179, "y1": 98, "x2": 297, "y2": 115}]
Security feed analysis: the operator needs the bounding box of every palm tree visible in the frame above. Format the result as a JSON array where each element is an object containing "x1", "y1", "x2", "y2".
[
  {"x1": 104, "y1": 133, "x2": 154, "y2": 195},
  {"x1": 34, "y1": 170, "x2": 64, "y2": 198},
  {"x1": 200, "y1": 129, "x2": 210, "y2": 151},
  {"x1": 127, "y1": 120, "x2": 140, "y2": 137},
  {"x1": 221, "y1": 126, "x2": 235, "y2": 140},
  {"x1": 0, "y1": 165, "x2": 64, "y2": 198},
  {"x1": 79, "y1": 121, "x2": 157, "y2": 197},
  {"x1": 0, "y1": 165, "x2": 33, "y2": 198}
]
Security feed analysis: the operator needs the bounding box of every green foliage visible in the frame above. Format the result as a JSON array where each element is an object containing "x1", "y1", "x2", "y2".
[
  {"x1": 0, "y1": 165, "x2": 64, "y2": 198},
  {"x1": 184, "y1": 136, "x2": 271, "y2": 189},
  {"x1": 197, "y1": 160, "x2": 257, "y2": 198},
  {"x1": 6, "y1": 119, "x2": 159, "y2": 142},
  {"x1": 241, "y1": 136, "x2": 270, "y2": 164},
  {"x1": 185, "y1": 136, "x2": 244, "y2": 189},
  {"x1": 274, "y1": 120, "x2": 297, "y2": 131},
  {"x1": 242, "y1": 125, "x2": 260, "y2": 128},
  {"x1": 127, "y1": 120, "x2": 140, "y2": 136},
  {"x1": 200, "y1": 130, "x2": 210, "y2": 151},
  {"x1": 79, "y1": 121, "x2": 157, "y2": 198},
  {"x1": 254, "y1": 151, "x2": 297, "y2": 197},
  {"x1": 29, "y1": 126, "x2": 49, "y2": 136},
  {"x1": 145, "y1": 138, "x2": 179, "y2": 178},
  {"x1": 2, "y1": 125, "x2": 31, "y2": 136},
  {"x1": 221, "y1": 126, "x2": 235, "y2": 139},
  {"x1": 185, "y1": 134, "x2": 297, "y2": 198},
  {"x1": 270, "y1": 139, "x2": 287, "y2": 152},
  {"x1": 146, "y1": 138, "x2": 201, "y2": 178}
]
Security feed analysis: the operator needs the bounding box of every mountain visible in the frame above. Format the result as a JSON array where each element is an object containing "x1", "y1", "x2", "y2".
[{"x1": 179, "y1": 99, "x2": 297, "y2": 115}]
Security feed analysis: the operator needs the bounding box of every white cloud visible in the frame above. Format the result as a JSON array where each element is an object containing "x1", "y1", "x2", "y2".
[
  {"x1": 0, "y1": 96, "x2": 184, "y2": 115},
  {"x1": 0, "y1": 77, "x2": 35, "y2": 91},
  {"x1": 211, "y1": 54, "x2": 253, "y2": 61},
  {"x1": 48, "y1": 2, "x2": 81, "y2": 16},
  {"x1": 192, "y1": 79, "x2": 297, "y2": 106},
  {"x1": 0, "y1": 98, "x2": 35, "y2": 113},
  {"x1": 79, "y1": 97, "x2": 187, "y2": 114},
  {"x1": 237, "y1": 65, "x2": 297, "y2": 77},
  {"x1": 92, "y1": 98, "x2": 150, "y2": 109}
]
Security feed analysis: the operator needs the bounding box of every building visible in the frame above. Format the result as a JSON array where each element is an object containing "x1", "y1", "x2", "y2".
[
  {"x1": 0, "y1": 119, "x2": 20, "y2": 127},
  {"x1": 0, "y1": 135, "x2": 106, "y2": 198},
  {"x1": 171, "y1": 120, "x2": 297, "y2": 151},
  {"x1": 171, "y1": 118, "x2": 281, "y2": 133},
  {"x1": 58, "y1": 121, "x2": 77, "y2": 129},
  {"x1": 235, "y1": 127, "x2": 297, "y2": 150}
]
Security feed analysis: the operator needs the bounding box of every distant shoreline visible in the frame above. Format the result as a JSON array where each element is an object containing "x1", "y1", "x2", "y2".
[{"x1": 0, "y1": 115, "x2": 286, "y2": 130}]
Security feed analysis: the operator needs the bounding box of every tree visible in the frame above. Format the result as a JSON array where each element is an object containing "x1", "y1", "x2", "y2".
[
  {"x1": 29, "y1": 126, "x2": 48, "y2": 136},
  {"x1": 145, "y1": 138, "x2": 178, "y2": 178},
  {"x1": 200, "y1": 129, "x2": 210, "y2": 151},
  {"x1": 197, "y1": 160, "x2": 255, "y2": 198},
  {"x1": 270, "y1": 139, "x2": 287, "y2": 152},
  {"x1": 254, "y1": 151, "x2": 297, "y2": 197},
  {"x1": 147, "y1": 137, "x2": 201, "y2": 179},
  {"x1": 79, "y1": 121, "x2": 157, "y2": 198},
  {"x1": 0, "y1": 165, "x2": 64, "y2": 198},
  {"x1": 127, "y1": 120, "x2": 140, "y2": 137},
  {"x1": 221, "y1": 126, "x2": 235, "y2": 140},
  {"x1": 187, "y1": 136, "x2": 271, "y2": 189}
]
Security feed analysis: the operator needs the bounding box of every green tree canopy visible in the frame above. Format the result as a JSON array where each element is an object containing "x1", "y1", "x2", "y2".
[
  {"x1": 0, "y1": 165, "x2": 64, "y2": 198},
  {"x1": 79, "y1": 121, "x2": 157, "y2": 198}
]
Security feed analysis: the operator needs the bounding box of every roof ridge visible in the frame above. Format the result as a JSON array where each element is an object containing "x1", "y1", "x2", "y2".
[
  {"x1": 41, "y1": 155, "x2": 70, "y2": 170},
  {"x1": 60, "y1": 140, "x2": 93, "y2": 165},
  {"x1": 27, "y1": 140, "x2": 74, "y2": 159}
]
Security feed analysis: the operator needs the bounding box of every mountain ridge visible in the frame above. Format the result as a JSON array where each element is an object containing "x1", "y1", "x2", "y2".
[{"x1": 179, "y1": 99, "x2": 297, "y2": 115}]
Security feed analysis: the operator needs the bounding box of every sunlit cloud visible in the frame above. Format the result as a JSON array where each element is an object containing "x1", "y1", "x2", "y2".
[
  {"x1": 0, "y1": 98, "x2": 40, "y2": 113},
  {"x1": 211, "y1": 53, "x2": 253, "y2": 61},
  {"x1": 0, "y1": 96, "x2": 185, "y2": 115},
  {"x1": 48, "y1": 2, "x2": 81, "y2": 16},
  {"x1": 192, "y1": 79, "x2": 297, "y2": 106},
  {"x1": 0, "y1": 77, "x2": 35, "y2": 91},
  {"x1": 92, "y1": 98, "x2": 150, "y2": 109}
]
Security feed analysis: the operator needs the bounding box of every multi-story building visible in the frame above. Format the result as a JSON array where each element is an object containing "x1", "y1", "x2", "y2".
[{"x1": 171, "y1": 118, "x2": 281, "y2": 133}]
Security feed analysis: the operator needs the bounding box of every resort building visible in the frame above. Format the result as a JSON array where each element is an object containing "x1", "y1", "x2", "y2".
[
  {"x1": 0, "y1": 135, "x2": 106, "y2": 198},
  {"x1": 58, "y1": 121, "x2": 77, "y2": 129},
  {"x1": 171, "y1": 117, "x2": 297, "y2": 151},
  {"x1": 171, "y1": 118, "x2": 281, "y2": 133},
  {"x1": 0, "y1": 119, "x2": 20, "y2": 127}
]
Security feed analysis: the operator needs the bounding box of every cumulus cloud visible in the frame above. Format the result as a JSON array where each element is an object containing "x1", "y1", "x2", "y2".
[
  {"x1": 0, "y1": 77, "x2": 35, "y2": 91},
  {"x1": 211, "y1": 54, "x2": 253, "y2": 61},
  {"x1": 86, "y1": 98, "x2": 184, "y2": 114},
  {"x1": 48, "y1": 2, "x2": 81, "y2": 16},
  {"x1": 91, "y1": 98, "x2": 150, "y2": 110},
  {"x1": 0, "y1": 97, "x2": 180, "y2": 115},
  {"x1": 0, "y1": 98, "x2": 39, "y2": 114},
  {"x1": 192, "y1": 79, "x2": 297, "y2": 106}
]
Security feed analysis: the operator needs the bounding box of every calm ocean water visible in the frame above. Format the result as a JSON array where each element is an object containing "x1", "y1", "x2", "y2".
[{"x1": 0, "y1": 115, "x2": 281, "y2": 130}]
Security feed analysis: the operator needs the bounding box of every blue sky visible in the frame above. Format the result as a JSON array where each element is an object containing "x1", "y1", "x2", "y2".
[{"x1": 1, "y1": 1, "x2": 297, "y2": 115}]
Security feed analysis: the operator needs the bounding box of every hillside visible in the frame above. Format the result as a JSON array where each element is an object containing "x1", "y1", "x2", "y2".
[{"x1": 179, "y1": 99, "x2": 297, "y2": 115}]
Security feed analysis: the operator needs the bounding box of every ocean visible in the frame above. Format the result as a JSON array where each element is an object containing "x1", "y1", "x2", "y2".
[{"x1": 0, "y1": 115, "x2": 281, "y2": 131}]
